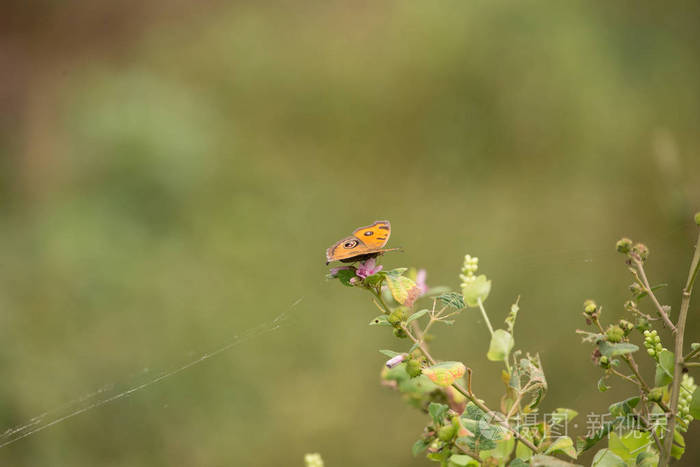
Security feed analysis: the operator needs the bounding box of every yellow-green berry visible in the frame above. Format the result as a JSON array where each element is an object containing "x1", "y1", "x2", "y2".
[
  {"x1": 437, "y1": 424, "x2": 456, "y2": 442},
  {"x1": 648, "y1": 387, "x2": 664, "y2": 402}
]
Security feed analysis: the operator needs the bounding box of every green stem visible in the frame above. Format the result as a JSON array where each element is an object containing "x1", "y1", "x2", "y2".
[
  {"x1": 661, "y1": 227, "x2": 700, "y2": 467},
  {"x1": 477, "y1": 298, "x2": 494, "y2": 337}
]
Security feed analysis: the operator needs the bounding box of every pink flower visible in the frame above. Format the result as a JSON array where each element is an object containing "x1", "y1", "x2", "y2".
[
  {"x1": 355, "y1": 258, "x2": 383, "y2": 279},
  {"x1": 415, "y1": 269, "x2": 428, "y2": 296}
]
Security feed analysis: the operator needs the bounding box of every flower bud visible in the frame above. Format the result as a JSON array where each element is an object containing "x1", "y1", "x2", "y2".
[
  {"x1": 624, "y1": 300, "x2": 638, "y2": 313},
  {"x1": 629, "y1": 283, "x2": 642, "y2": 295},
  {"x1": 385, "y1": 354, "x2": 406, "y2": 369},
  {"x1": 583, "y1": 300, "x2": 598, "y2": 315},
  {"x1": 632, "y1": 243, "x2": 649, "y2": 261},
  {"x1": 393, "y1": 328, "x2": 408, "y2": 339},
  {"x1": 618, "y1": 320, "x2": 634, "y2": 336},
  {"x1": 616, "y1": 238, "x2": 633, "y2": 254},
  {"x1": 599, "y1": 356, "x2": 610, "y2": 368}
]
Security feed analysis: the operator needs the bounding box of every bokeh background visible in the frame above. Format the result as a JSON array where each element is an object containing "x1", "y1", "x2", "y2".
[{"x1": 1, "y1": 1, "x2": 700, "y2": 465}]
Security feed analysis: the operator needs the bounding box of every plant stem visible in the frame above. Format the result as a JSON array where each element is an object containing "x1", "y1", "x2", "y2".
[
  {"x1": 633, "y1": 258, "x2": 677, "y2": 333},
  {"x1": 400, "y1": 324, "x2": 540, "y2": 454},
  {"x1": 661, "y1": 228, "x2": 700, "y2": 467},
  {"x1": 477, "y1": 298, "x2": 494, "y2": 337}
]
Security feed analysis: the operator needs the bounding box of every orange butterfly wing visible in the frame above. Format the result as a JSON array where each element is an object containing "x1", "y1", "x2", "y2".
[
  {"x1": 326, "y1": 220, "x2": 395, "y2": 263},
  {"x1": 352, "y1": 220, "x2": 391, "y2": 249}
]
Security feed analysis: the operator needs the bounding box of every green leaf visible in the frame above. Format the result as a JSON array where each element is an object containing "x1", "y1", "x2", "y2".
[
  {"x1": 437, "y1": 292, "x2": 465, "y2": 309},
  {"x1": 689, "y1": 387, "x2": 700, "y2": 419},
  {"x1": 428, "y1": 402, "x2": 449, "y2": 425},
  {"x1": 636, "y1": 283, "x2": 668, "y2": 299},
  {"x1": 671, "y1": 429, "x2": 685, "y2": 460},
  {"x1": 545, "y1": 436, "x2": 577, "y2": 459},
  {"x1": 654, "y1": 349, "x2": 674, "y2": 387},
  {"x1": 423, "y1": 361, "x2": 466, "y2": 387},
  {"x1": 406, "y1": 309, "x2": 428, "y2": 324},
  {"x1": 608, "y1": 396, "x2": 640, "y2": 417},
  {"x1": 379, "y1": 349, "x2": 401, "y2": 358},
  {"x1": 635, "y1": 451, "x2": 659, "y2": 467},
  {"x1": 487, "y1": 329, "x2": 514, "y2": 362},
  {"x1": 530, "y1": 454, "x2": 581, "y2": 466},
  {"x1": 336, "y1": 268, "x2": 356, "y2": 286},
  {"x1": 480, "y1": 436, "x2": 515, "y2": 462},
  {"x1": 554, "y1": 408, "x2": 578, "y2": 423},
  {"x1": 365, "y1": 271, "x2": 386, "y2": 288},
  {"x1": 591, "y1": 449, "x2": 625, "y2": 467},
  {"x1": 369, "y1": 315, "x2": 390, "y2": 326},
  {"x1": 576, "y1": 418, "x2": 622, "y2": 454},
  {"x1": 448, "y1": 454, "x2": 479, "y2": 467},
  {"x1": 509, "y1": 459, "x2": 529, "y2": 467},
  {"x1": 462, "y1": 274, "x2": 491, "y2": 307},
  {"x1": 412, "y1": 438, "x2": 430, "y2": 457},
  {"x1": 598, "y1": 341, "x2": 639, "y2": 358},
  {"x1": 608, "y1": 431, "x2": 651, "y2": 464},
  {"x1": 385, "y1": 273, "x2": 418, "y2": 305}
]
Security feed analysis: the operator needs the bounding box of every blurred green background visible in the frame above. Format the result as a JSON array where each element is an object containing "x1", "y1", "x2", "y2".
[{"x1": 1, "y1": 1, "x2": 699, "y2": 465}]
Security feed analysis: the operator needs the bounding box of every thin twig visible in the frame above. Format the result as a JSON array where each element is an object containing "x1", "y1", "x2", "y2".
[{"x1": 633, "y1": 257, "x2": 677, "y2": 333}]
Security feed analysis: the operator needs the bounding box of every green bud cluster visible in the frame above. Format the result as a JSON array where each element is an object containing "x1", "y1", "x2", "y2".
[
  {"x1": 616, "y1": 238, "x2": 633, "y2": 254},
  {"x1": 678, "y1": 374, "x2": 697, "y2": 431},
  {"x1": 606, "y1": 325, "x2": 625, "y2": 343},
  {"x1": 459, "y1": 255, "x2": 479, "y2": 287},
  {"x1": 583, "y1": 299, "x2": 598, "y2": 316},
  {"x1": 406, "y1": 359, "x2": 422, "y2": 378},
  {"x1": 618, "y1": 320, "x2": 634, "y2": 336},
  {"x1": 643, "y1": 330, "x2": 664, "y2": 357}
]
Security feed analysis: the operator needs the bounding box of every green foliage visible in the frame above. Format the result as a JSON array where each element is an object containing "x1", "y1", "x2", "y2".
[
  {"x1": 461, "y1": 275, "x2": 491, "y2": 308},
  {"x1": 653, "y1": 349, "x2": 674, "y2": 387},
  {"x1": 487, "y1": 329, "x2": 514, "y2": 362}
]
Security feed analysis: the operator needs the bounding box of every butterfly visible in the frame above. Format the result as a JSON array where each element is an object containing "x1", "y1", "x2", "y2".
[{"x1": 325, "y1": 220, "x2": 401, "y2": 264}]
